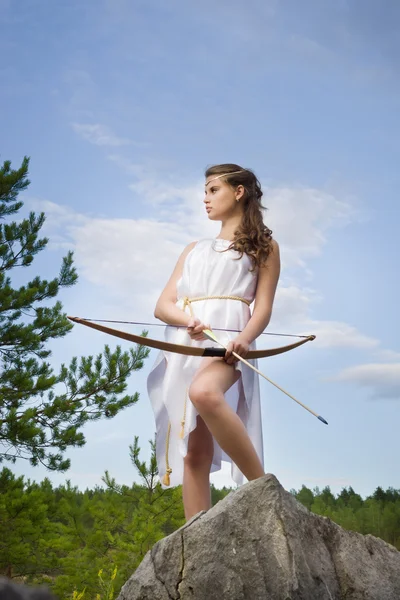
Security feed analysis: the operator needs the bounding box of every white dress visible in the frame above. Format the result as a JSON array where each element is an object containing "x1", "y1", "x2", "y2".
[{"x1": 147, "y1": 238, "x2": 263, "y2": 487}]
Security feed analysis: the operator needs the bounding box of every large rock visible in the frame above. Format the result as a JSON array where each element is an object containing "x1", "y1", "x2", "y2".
[{"x1": 118, "y1": 474, "x2": 400, "y2": 600}]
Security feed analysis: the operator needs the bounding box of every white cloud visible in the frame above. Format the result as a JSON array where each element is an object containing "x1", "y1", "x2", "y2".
[
  {"x1": 28, "y1": 197, "x2": 199, "y2": 318},
  {"x1": 334, "y1": 363, "x2": 400, "y2": 400},
  {"x1": 69, "y1": 217, "x2": 187, "y2": 312},
  {"x1": 265, "y1": 186, "x2": 357, "y2": 269},
  {"x1": 304, "y1": 320, "x2": 379, "y2": 350},
  {"x1": 124, "y1": 174, "x2": 359, "y2": 274},
  {"x1": 107, "y1": 155, "x2": 148, "y2": 176},
  {"x1": 72, "y1": 123, "x2": 131, "y2": 147},
  {"x1": 91, "y1": 150, "x2": 361, "y2": 275},
  {"x1": 271, "y1": 285, "x2": 319, "y2": 326},
  {"x1": 374, "y1": 349, "x2": 400, "y2": 362},
  {"x1": 269, "y1": 286, "x2": 379, "y2": 349}
]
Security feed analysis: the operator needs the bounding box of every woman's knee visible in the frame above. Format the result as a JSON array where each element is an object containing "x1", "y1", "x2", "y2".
[
  {"x1": 185, "y1": 434, "x2": 214, "y2": 470},
  {"x1": 184, "y1": 445, "x2": 213, "y2": 470},
  {"x1": 184, "y1": 418, "x2": 214, "y2": 470},
  {"x1": 188, "y1": 385, "x2": 224, "y2": 415}
]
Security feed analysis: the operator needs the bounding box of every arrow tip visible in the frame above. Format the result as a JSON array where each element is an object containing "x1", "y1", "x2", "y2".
[{"x1": 318, "y1": 415, "x2": 328, "y2": 425}]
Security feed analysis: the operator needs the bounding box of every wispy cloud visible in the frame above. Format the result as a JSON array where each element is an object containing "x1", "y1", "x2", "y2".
[
  {"x1": 62, "y1": 69, "x2": 98, "y2": 120},
  {"x1": 269, "y1": 285, "x2": 379, "y2": 348},
  {"x1": 265, "y1": 186, "x2": 358, "y2": 270},
  {"x1": 106, "y1": 163, "x2": 361, "y2": 271},
  {"x1": 375, "y1": 349, "x2": 400, "y2": 362},
  {"x1": 334, "y1": 363, "x2": 400, "y2": 400},
  {"x1": 72, "y1": 123, "x2": 132, "y2": 147}
]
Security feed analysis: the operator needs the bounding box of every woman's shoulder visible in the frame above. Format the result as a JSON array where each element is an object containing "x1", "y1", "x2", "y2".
[
  {"x1": 269, "y1": 238, "x2": 279, "y2": 253},
  {"x1": 180, "y1": 239, "x2": 211, "y2": 258},
  {"x1": 182, "y1": 238, "x2": 230, "y2": 257},
  {"x1": 186, "y1": 240, "x2": 198, "y2": 251},
  {"x1": 184, "y1": 238, "x2": 213, "y2": 251},
  {"x1": 176, "y1": 241, "x2": 197, "y2": 263},
  {"x1": 259, "y1": 237, "x2": 280, "y2": 270}
]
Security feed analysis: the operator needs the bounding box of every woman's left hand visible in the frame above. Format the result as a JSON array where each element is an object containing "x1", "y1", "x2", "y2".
[{"x1": 224, "y1": 336, "x2": 250, "y2": 365}]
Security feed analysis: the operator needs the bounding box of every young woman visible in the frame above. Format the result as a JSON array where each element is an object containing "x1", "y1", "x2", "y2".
[{"x1": 147, "y1": 163, "x2": 280, "y2": 520}]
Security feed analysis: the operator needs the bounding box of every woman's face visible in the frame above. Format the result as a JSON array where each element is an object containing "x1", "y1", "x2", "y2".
[{"x1": 204, "y1": 176, "x2": 244, "y2": 221}]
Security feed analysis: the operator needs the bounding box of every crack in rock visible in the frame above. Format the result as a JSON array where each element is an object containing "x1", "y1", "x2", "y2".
[
  {"x1": 176, "y1": 530, "x2": 185, "y2": 599},
  {"x1": 150, "y1": 546, "x2": 175, "y2": 600}
]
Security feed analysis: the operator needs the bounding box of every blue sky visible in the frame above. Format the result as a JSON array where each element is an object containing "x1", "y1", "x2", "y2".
[{"x1": 1, "y1": 0, "x2": 399, "y2": 497}]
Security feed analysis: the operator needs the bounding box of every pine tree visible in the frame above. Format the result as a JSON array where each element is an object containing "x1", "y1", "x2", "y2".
[
  {"x1": 295, "y1": 485, "x2": 314, "y2": 511},
  {"x1": 0, "y1": 157, "x2": 150, "y2": 471},
  {"x1": 0, "y1": 468, "x2": 59, "y2": 579}
]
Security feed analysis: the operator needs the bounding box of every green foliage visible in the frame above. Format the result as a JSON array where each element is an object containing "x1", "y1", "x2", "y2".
[
  {"x1": 294, "y1": 485, "x2": 314, "y2": 511},
  {"x1": 0, "y1": 439, "x2": 189, "y2": 598},
  {"x1": 0, "y1": 157, "x2": 150, "y2": 470},
  {"x1": 0, "y1": 468, "x2": 60, "y2": 579},
  {"x1": 293, "y1": 484, "x2": 400, "y2": 549}
]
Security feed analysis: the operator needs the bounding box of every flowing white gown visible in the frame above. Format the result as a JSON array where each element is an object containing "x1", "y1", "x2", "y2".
[{"x1": 147, "y1": 238, "x2": 263, "y2": 487}]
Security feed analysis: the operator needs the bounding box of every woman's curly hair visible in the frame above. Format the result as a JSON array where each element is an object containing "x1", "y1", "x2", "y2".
[{"x1": 205, "y1": 163, "x2": 273, "y2": 270}]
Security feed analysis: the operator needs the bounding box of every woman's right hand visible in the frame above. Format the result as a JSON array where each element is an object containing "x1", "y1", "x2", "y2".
[{"x1": 186, "y1": 317, "x2": 211, "y2": 341}]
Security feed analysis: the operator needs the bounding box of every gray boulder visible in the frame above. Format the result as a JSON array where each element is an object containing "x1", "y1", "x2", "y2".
[{"x1": 118, "y1": 474, "x2": 400, "y2": 600}]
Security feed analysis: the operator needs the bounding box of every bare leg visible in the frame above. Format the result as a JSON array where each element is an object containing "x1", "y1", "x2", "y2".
[
  {"x1": 189, "y1": 359, "x2": 264, "y2": 485},
  {"x1": 182, "y1": 415, "x2": 214, "y2": 520}
]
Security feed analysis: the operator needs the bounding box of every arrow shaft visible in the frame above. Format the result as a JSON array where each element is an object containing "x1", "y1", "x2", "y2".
[
  {"x1": 202, "y1": 329, "x2": 326, "y2": 423},
  {"x1": 231, "y1": 350, "x2": 320, "y2": 419}
]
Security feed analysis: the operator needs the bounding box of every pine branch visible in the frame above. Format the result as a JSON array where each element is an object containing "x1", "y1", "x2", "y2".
[{"x1": 0, "y1": 157, "x2": 150, "y2": 472}]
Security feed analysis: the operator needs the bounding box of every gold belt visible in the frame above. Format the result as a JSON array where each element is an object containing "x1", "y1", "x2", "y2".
[{"x1": 182, "y1": 295, "x2": 250, "y2": 317}]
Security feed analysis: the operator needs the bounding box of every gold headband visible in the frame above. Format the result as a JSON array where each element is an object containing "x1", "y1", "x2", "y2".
[{"x1": 206, "y1": 170, "x2": 245, "y2": 185}]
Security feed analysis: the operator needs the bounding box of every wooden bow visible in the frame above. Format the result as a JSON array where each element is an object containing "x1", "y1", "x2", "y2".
[
  {"x1": 68, "y1": 317, "x2": 327, "y2": 424},
  {"x1": 67, "y1": 317, "x2": 315, "y2": 359}
]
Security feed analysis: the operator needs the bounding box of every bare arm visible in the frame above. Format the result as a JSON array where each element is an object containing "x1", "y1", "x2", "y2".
[
  {"x1": 154, "y1": 242, "x2": 197, "y2": 327},
  {"x1": 225, "y1": 240, "x2": 281, "y2": 363},
  {"x1": 240, "y1": 239, "x2": 281, "y2": 344}
]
